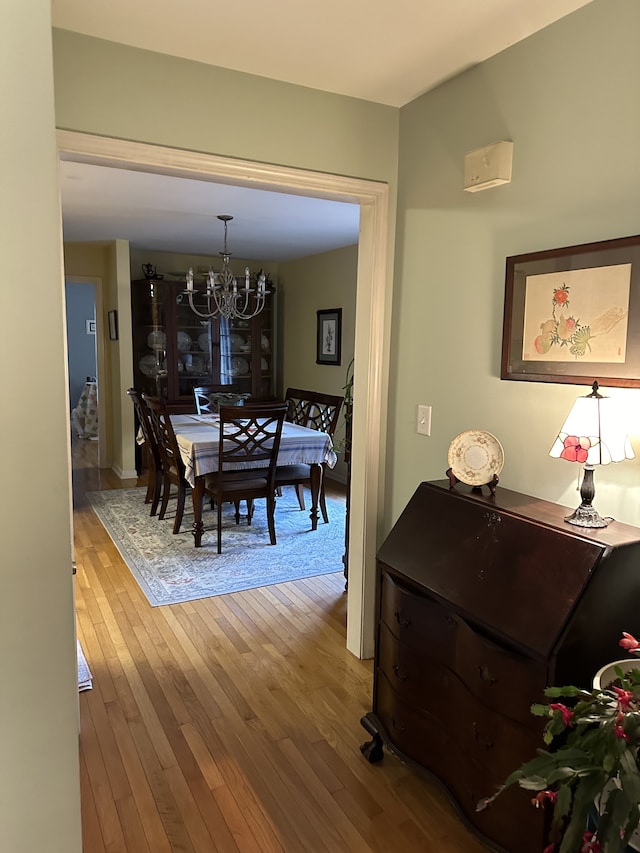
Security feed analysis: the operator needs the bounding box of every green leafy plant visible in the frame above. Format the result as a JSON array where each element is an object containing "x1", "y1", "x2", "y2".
[
  {"x1": 478, "y1": 633, "x2": 640, "y2": 853},
  {"x1": 334, "y1": 358, "x2": 354, "y2": 455}
]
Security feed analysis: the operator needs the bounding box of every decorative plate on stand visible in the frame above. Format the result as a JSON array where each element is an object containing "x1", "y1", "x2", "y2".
[{"x1": 447, "y1": 429, "x2": 504, "y2": 490}]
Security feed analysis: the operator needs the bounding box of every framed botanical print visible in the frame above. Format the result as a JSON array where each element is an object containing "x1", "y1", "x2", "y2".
[
  {"x1": 316, "y1": 308, "x2": 342, "y2": 366},
  {"x1": 501, "y1": 234, "x2": 640, "y2": 387}
]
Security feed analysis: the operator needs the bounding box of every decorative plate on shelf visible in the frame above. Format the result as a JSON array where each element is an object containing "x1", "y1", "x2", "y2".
[
  {"x1": 177, "y1": 331, "x2": 192, "y2": 352},
  {"x1": 147, "y1": 329, "x2": 166, "y2": 350},
  {"x1": 197, "y1": 332, "x2": 210, "y2": 352},
  {"x1": 230, "y1": 356, "x2": 249, "y2": 377},
  {"x1": 229, "y1": 333, "x2": 244, "y2": 348},
  {"x1": 139, "y1": 354, "x2": 160, "y2": 377},
  {"x1": 447, "y1": 429, "x2": 504, "y2": 486},
  {"x1": 261, "y1": 334, "x2": 270, "y2": 352},
  {"x1": 261, "y1": 357, "x2": 268, "y2": 372}
]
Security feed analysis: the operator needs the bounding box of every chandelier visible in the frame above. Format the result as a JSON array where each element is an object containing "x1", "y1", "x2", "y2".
[{"x1": 184, "y1": 214, "x2": 270, "y2": 320}]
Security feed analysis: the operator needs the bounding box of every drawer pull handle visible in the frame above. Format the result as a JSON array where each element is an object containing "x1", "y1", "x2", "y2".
[
  {"x1": 478, "y1": 665, "x2": 496, "y2": 685},
  {"x1": 473, "y1": 722, "x2": 494, "y2": 749},
  {"x1": 392, "y1": 664, "x2": 408, "y2": 681},
  {"x1": 394, "y1": 611, "x2": 411, "y2": 630},
  {"x1": 392, "y1": 717, "x2": 406, "y2": 733}
]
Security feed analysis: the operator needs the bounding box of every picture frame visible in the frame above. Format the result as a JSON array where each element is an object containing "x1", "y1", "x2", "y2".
[
  {"x1": 316, "y1": 308, "x2": 342, "y2": 366},
  {"x1": 501, "y1": 234, "x2": 640, "y2": 388},
  {"x1": 108, "y1": 309, "x2": 119, "y2": 341}
]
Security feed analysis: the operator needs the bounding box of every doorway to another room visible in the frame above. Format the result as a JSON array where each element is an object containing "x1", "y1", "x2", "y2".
[{"x1": 65, "y1": 274, "x2": 108, "y2": 475}]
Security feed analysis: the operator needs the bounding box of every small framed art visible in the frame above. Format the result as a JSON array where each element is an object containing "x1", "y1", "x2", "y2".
[{"x1": 316, "y1": 308, "x2": 342, "y2": 366}]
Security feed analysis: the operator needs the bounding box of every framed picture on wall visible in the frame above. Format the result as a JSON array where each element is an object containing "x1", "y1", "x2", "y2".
[
  {"x1": 316, "y1": 308, "x2": 342, "y2": 365},
  {"x1": 501, "y1": 233, "x2": 640, "y2": 387},
  {"x1": 108, "y1": 309, "x2": 119, "y2": 341}
]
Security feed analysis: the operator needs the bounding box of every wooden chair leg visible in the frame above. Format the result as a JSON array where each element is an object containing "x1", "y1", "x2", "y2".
[
  {"x1": 217, "y1": 499, "x2": 223, "y2": 554},
  {"x1": 295, "y1": 484, "x2": 306, "y2": 510},
  {"x1": 319, "y1": 483, "x2": 329, "y2": 524},
  {"x1": 173, "y1": 484, "x2": 186, "y2": 534},
  {"x1": 234, "y1": 500, "x2": 241, "y2": 524},
  {"x1": 149, "y1": 468, "x2": 162, "y2": 516},
  {"x1": 158, "y1": 475, "x2": 171, "y2": 520},
  {"x1": 266, "y1": 496, "x2": 277, "y2": 545},
  {"x1": 143, "y1": 448, "x2": 154, "y2": 504}
]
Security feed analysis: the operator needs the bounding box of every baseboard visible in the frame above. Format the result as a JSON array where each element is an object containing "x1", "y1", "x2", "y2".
[
  {"x1": 326, "y1": 471, "x2": 347, "y2": 486},
  {"x1": 113, "y1": 465, "x2": 138, "y2": 480}
]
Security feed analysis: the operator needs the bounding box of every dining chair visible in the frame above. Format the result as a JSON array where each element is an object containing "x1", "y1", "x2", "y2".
[
  {"x1": 274, "y1": 388, "x2": 343, "y2": 523},
  {"x1": 141, "y1": 393, "x2": 191, "y2": 534},
  {"x1": 203, "y1": 403, "x2": 288, "y2": 554},
  {"x1": 194, "y1": 385, "x2": 250, "y2": 414},
  {"x1": 127, "y1": 387, "x2": 162, "y2": 516}
]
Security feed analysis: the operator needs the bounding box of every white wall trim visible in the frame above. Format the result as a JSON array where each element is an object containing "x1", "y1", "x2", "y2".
[{"x1": 56, "y1": 129, "x2": 391, "y2": 659}]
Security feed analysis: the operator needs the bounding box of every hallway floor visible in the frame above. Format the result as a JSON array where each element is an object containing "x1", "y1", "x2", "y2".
[{"x1": 72, "y1": 438, "x2": 487, "y2": 852}]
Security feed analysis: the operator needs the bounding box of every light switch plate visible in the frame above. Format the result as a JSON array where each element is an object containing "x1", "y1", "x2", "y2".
[{"x1": 417, "y1": 405, "x2": 431, "y2": 436}]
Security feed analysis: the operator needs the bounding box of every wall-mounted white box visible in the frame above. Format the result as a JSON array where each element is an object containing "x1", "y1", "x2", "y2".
[{"x1": 464, "y1": 140, "x2": 513, "y2": 192}]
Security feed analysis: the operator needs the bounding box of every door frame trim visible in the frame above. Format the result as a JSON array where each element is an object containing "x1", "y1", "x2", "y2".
[{"x1": 56, "y1": 129, "x2": 391, "y2": 658}]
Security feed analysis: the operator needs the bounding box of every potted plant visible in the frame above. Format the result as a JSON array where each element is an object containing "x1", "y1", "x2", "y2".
[{"x1": 478, "y1": 633, "x2": 640, "y2": 853}]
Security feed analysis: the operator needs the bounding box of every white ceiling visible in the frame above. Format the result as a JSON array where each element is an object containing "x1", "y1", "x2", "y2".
[
  {"x1": 54, "y1": 0, "x2": 593, "y2": 261},
  {"x1": 59, "y1": 161, "x2": 362, "y2": 261}
]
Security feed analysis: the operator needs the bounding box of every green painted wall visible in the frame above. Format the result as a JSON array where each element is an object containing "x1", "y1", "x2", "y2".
[
  {"x1": 391, "y1": 0, "x2": 640, "y2": 529},
  {"x1": 1, "y1": 2, "x2": 82, "y2": 851},
  {"x1": 279, "y1": 244, "x2": 358, "y2": 481},
  {"x1": 52, "y1": 29, "x2": 399, "y2": 185}
]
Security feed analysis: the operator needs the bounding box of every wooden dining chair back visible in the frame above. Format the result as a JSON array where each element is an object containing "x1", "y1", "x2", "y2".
[
  {"x1": 203, "y1": 403, "x2": 288, "y2": 554},
  {"x1": 285, "y1": 387, "x2": 343, "y2": 437},
  {"x1": 194, "y1": 385, "x2": 250, "y2": 414},
  {"x1": 141, "y1": 394, "x2": 190, "y2": 534},
  {"x1": 127, "y1": 387, "x2": 162, "y2": 516},
  {"x1": 276, "y1": 388, "x2": 344, "y2": 522}
]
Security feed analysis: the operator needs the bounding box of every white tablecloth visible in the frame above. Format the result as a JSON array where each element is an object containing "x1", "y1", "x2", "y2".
[{"x1": 171, "y1": 413, "x2": 337, "y2": 487}]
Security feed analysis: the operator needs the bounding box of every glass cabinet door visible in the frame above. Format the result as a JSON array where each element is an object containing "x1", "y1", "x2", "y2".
[
  {"x1": 132, "y1": 278, "x2": 277, "y2": 409},
  {"x1": 223, "y1": 317, "x2": 253, "y2": 395},
  {"x1": 173, "y1": 286, "x2": 222, "y2": 401},
  {"x1": 131, "y1": 279, "x2": 169, "y2": 400}
]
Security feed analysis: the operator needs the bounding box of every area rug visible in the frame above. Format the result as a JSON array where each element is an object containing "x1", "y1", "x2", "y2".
[
  {"x1": 86, "y1": 487, "x2": 345, "y2": 606},
  {"x1": 77, "y1": 640, "x2": 92, "y2": 691}
]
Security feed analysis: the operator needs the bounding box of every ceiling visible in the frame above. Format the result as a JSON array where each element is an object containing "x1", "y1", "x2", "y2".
[{"x1": 54, "y1": 0, "x2": 593, "y2": 261}]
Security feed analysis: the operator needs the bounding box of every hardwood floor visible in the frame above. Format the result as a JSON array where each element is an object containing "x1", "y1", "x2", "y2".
[{"x1": 72, "y1": 438, "x2": 488, "y2": 852}]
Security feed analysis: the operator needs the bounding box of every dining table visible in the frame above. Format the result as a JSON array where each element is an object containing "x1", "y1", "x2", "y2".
[{"x1": 170, "y1": 413, "x2": 338, "y2": 547}]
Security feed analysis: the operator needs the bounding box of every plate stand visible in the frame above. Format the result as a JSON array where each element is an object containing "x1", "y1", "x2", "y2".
[{"x1": 446, "y1": 468, "x2": 499, "y2": 496}]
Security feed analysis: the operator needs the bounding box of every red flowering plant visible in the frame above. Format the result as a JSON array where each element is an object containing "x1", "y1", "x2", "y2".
[{"x1": 478, "y1": 633, "x2": 640, "y2": 853}]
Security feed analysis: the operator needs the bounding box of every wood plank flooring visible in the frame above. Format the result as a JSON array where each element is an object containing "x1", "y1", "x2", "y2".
[{"x1": 72, "y1": 439, "x2": 489, "y2": 852}]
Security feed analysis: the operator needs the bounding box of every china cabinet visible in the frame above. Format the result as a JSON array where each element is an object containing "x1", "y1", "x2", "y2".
[
  {"x1": 131, "y1": 277, "x2": 277, "y2": 412},
  {"x1": 361, "y1": 480, "x2": 640, "y2": 853}
]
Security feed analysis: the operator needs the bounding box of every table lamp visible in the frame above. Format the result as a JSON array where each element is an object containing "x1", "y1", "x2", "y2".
[{"x1": 549, "y1": 380, "x2": 634, "y2": 528}]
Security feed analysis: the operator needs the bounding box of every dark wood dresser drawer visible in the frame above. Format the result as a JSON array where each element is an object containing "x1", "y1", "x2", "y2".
[
  {"x1": 379, "y1": 570, "x2": 457, "y2": 662},
  {"x1": 378, "y1": 609, "x2": 547, "y2": 728},
  {"x1": 377, "y1": 622, "x2": 458, "y2": 709},
  {"x1": 374, "y1": 672, "x2": 545, "y2": 853},
  {"x1": 455, "y1": 617, "x2": 547, "y2": 724}
]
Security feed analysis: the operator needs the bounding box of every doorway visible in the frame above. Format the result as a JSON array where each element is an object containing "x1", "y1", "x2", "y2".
[
  {"x1": 64, "y1": 274, "x2": 107, "y2": 470},
  {"x1": 57, "y1": 129, "x2": 390, "y2": 660}
]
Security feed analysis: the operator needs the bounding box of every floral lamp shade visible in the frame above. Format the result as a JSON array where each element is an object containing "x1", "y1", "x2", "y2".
[{"x1": 549, "y1": 381, "x2": 634, "y2": 528}]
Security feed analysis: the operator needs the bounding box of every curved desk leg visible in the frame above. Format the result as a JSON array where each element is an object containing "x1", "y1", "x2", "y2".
[
  {"x1": 191, "y1": 476, "x2": 205, "y2": 547},
  {"x1": 309, "y1": 463, "x2": 321, "y2": 531}
]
